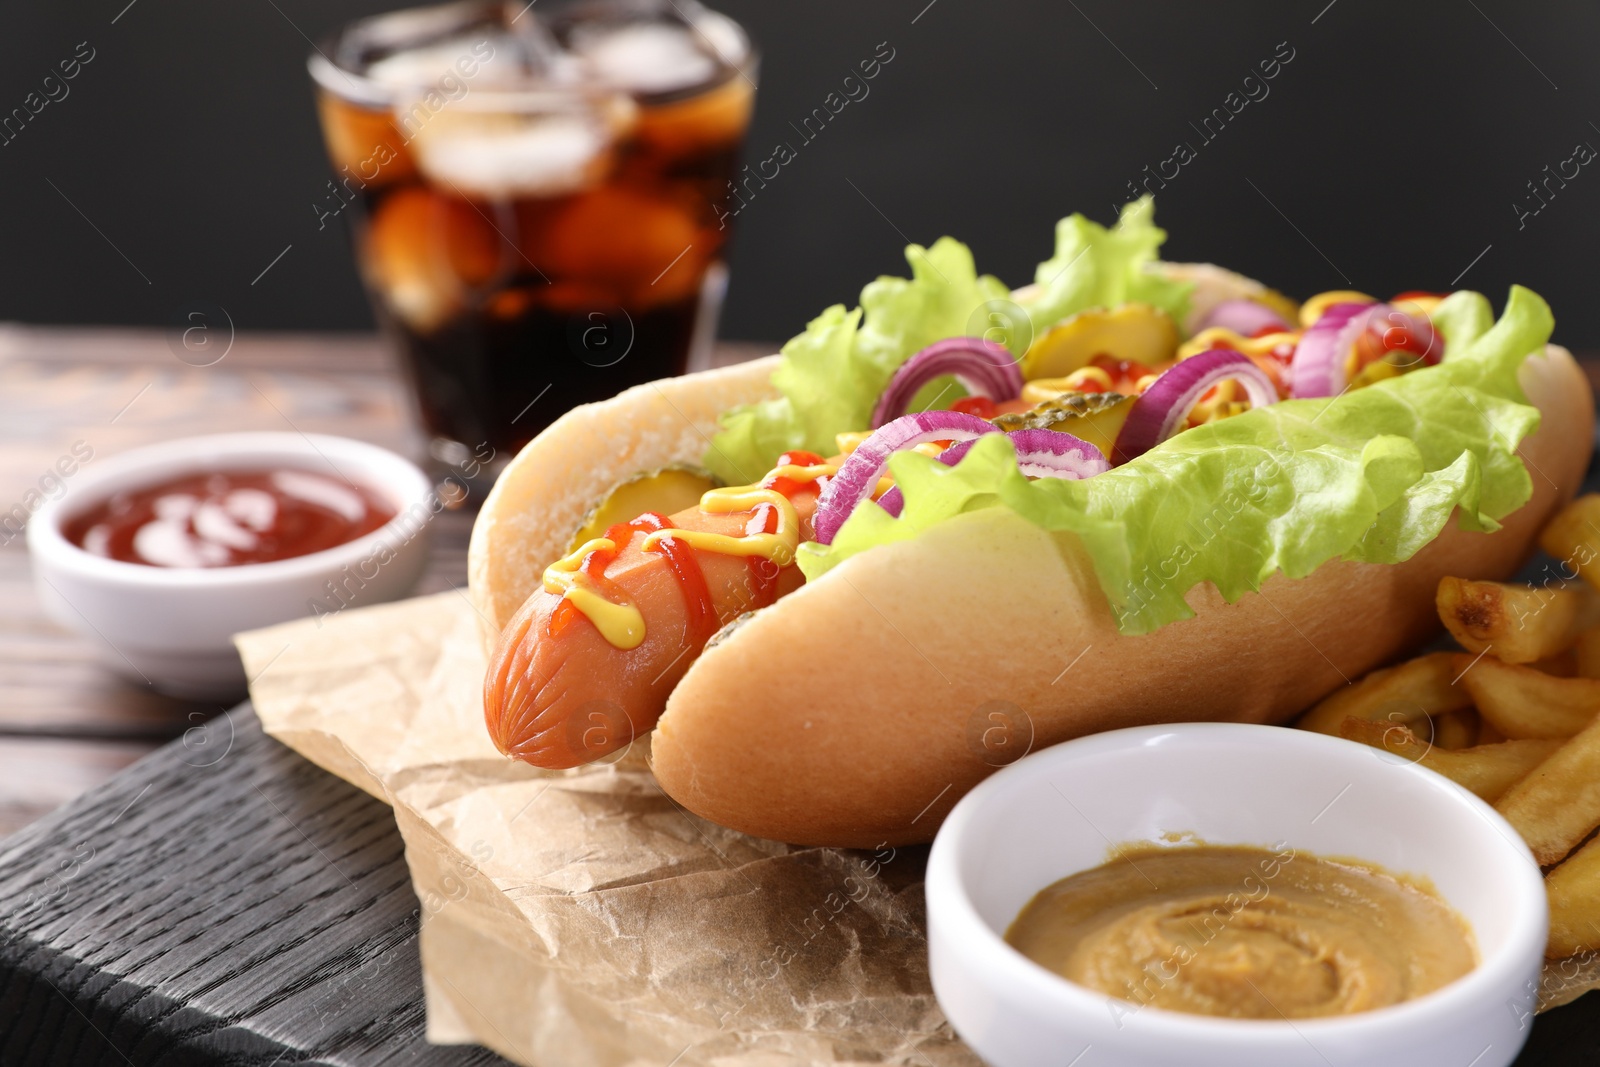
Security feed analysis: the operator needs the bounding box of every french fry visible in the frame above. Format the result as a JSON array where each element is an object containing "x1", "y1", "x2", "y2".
[
  {"x1": 1437, "y1": 577, "x2": 1600, "y2": 664},
  {"x1": 1532, "y1": 650, "x2": 1579, "y2": 677},
  {"x1": 1539, "y1": 494, "x2": 1600, "y2": 594},
  {"x1": 1478, "y1": 720, "x2": 1507, "y2": 744},
  {"x1": 1455, "y1": 654, "x2": 1600, "y2": 739},
  {"x1": 1577, "y1": 628, "x2": 1600, "y2": 680},
  {"x1": 1432, "y1": 709, "x2": 1479, "y2": 750},
  {"x1": 1547, "y1": 835, "x2": 1600, "y2": 959},
  {"x1": 1495, "y1": 712, "x2": 1600, "y2": 865},
  {"x1": 1338, "y1": 719, "x2": 1561, "y2": 803},
  {"x1": 1297, "y1": 652, "x2": 1469, "y2": 736}
]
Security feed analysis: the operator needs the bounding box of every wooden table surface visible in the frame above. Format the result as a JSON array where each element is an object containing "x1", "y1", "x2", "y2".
[{"x1": 0, "y1": 326, "x2": 768, "y2": 837}]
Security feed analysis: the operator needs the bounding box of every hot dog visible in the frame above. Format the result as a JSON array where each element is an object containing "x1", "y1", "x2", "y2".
[
  {"x1": 469, "y1": 200, "x2": 1595, "y2": 846},
  {"x1": 484, "y1": 455, "x2": 824, "y2": 766}
]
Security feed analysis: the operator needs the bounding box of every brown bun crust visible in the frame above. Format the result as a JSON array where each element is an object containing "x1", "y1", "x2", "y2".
[{"x1": 649, "y1": 345, "x2": 1594, "y2": 847}]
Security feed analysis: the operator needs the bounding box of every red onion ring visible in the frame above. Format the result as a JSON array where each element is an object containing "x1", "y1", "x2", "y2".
[
  {"x1": 1288, "y1": 301, "x2": 1376, "y2": 399},
  {"x1": 1195, "y1": 298, "x2": 1290, "y2": 337},
  {"x1": 875, "y1": 428, "x2": 1110, "y2": 517},
  {"x1": 1113, "y1": 349, "x2": 1280, "y2": 461},
  {"x1": 869, "y1": 338, "x2": 1024, "y2": 429},
  {"x1": 812, "y1": 410, "x2": 997, "y2": 546},
  {"x1": 1368, "y1": 305, "x2": 1442, "y2": 370}
]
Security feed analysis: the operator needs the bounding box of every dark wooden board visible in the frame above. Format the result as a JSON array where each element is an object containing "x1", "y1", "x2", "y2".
[
  {"x1": 0, "y1": 705, "x2": 1598, "y2": 1065},
  {"x1": 0, "y1": 705, "x2": 506, "y2": 1066}
]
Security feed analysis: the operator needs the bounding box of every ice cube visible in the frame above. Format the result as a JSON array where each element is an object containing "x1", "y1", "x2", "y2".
[
  {"x1": 365, "y1": 187, "x2": 504, "y2": 332},
  {"x1": 314, "y1": 92, "x2": 417, "y2": 185},
  {"x1": 409, "y1": 114, "x2": 610, "y2": 198},
  {"x1": 694, "y1": 11, "x2": 750, "y2": 71},
  {"x1": 367, "y1": 34, "x2": 516, "y2": 89},
  {"x1": 571, "y1": 22, "x2": 720, "y2": 95},
  {"x1": 531, "y1": 185, "x2": 704, "y2": 304},
  {"x1": 633, "y1": 72, "x2": 753, "y2": 159}
]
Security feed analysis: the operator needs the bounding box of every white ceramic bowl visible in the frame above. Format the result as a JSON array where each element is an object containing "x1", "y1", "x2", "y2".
[
  {"x1": 927, "y1": 723, "x2": 1546, "y2": 1067},
  {"x1": 28, "y1": 432, "x2": 434, "y2": 701}
]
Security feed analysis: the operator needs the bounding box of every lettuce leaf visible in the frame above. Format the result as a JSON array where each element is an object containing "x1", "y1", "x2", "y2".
[
  {"x1": 1018, "y1": 196, "x2": 1190, "y2": 332},
  {"x1": 797, "y1": 285, "x2": 1554, "y2": 635},
  {"x1": 705, "y1": 239, "x2": 1008, "y2": 484},
  {"x1": 703, "y1": 198, "x2": 1188, "y2": 484}
]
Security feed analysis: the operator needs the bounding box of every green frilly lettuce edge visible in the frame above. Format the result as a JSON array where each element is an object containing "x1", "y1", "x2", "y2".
[
  {"x1": 704, "y1": 198, "x2": 1188, "y2": 484},
  {"x1": 797, "y1": 286, "x2": 1553, "y2": 635}
]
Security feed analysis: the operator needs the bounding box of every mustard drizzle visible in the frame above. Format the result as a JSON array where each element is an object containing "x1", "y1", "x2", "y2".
[
  {"x1": 643, "y1": 487, "x2": 801, "y2": 566},
  {"x1": 541, "y1": 463, "x2": 834, "y2": 649},
  {"x1": 542, "y1": 538, "x2": 648, "y2": 650}
]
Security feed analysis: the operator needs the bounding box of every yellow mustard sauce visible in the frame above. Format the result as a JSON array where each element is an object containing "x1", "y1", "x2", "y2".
[
  {"x1": 1175, "y1": 328, "x2": 1300, "y2": 361},
  {"x1": 1006, "y1": 843, "x2": 1476, "y2": 1020},
  {"x1": 767, "y1": 462, "x2": 837, "y2": 483},
  {"x1": 643, "y1": 487, "x2": 801, "y2": 565},
  {"x1": 541, "y1": 537, "x2": 647, "y2": 650},
  {"x1": 540, "y1": 462, "x2": 833, "y2": 649}
]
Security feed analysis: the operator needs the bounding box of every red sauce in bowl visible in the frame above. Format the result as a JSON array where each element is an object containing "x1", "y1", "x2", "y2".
[{"x1": 64, "y1": 468, "x2": 397, "y2": 568}]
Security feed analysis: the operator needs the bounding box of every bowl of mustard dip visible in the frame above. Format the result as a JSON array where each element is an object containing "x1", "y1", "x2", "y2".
[{"x1": 925, "y1": 723, "x2": 1546, "y2": 1067}]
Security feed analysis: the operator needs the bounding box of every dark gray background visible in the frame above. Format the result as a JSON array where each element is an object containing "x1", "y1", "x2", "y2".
[{"x1": 0, "y1": 0, "x2": 1595, "y2": 345}]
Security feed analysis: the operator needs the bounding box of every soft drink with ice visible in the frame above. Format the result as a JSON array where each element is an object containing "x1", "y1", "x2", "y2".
[{"x1": 310, "y1": 0, "x2": 756, "y2": 480}]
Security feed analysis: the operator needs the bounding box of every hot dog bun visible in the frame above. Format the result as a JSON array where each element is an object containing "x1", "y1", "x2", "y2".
[
  {"x1": 650, "y1": 343, "x2": 1592, "y2": 846},
  {"x1": 468, "y1": 265, "x2": 1594, "y2": 847}
]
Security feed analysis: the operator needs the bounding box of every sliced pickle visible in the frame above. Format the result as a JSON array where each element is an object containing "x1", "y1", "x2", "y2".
[
  {"x1": 994, "y1": 391, "x2": 1138, "y2": 462},
  {"x1": 1019, "y1": 303, "x2": 1179, "y2": 380},
  {"x1": 567, "y1": 463, "x2": 721, "y2": 553}
]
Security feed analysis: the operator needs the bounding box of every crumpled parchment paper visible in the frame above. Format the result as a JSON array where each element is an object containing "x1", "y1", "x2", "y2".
[
  {"x1": 237, "y1": 592, "x2": 1596, "y2": 1063},
  {"x1": 237, "y1": 592, "x2": 975, "y2": 1067}
]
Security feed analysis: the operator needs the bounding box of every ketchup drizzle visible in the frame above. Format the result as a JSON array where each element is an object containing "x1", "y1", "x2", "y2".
[
  {"x1": 760, "y1": 450, "x2": 828, "y2": 499},
  {"x1": 549, "y1": 454, "x2": 830, "y2": 641},
  {"x1": 549, "y1": 511, "x2": 719, "y2": 641},
  {"x1": 635, "y1": 512, "x2": 719, "y2": 643},
  {"x1": 744, "y1": 504, "x2": 782, "y2": 608}
]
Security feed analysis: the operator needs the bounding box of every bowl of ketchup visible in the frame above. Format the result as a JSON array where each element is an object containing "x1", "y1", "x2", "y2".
[{"x1": 28, "y1": 433, "x2": 434, "y2": 700}]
